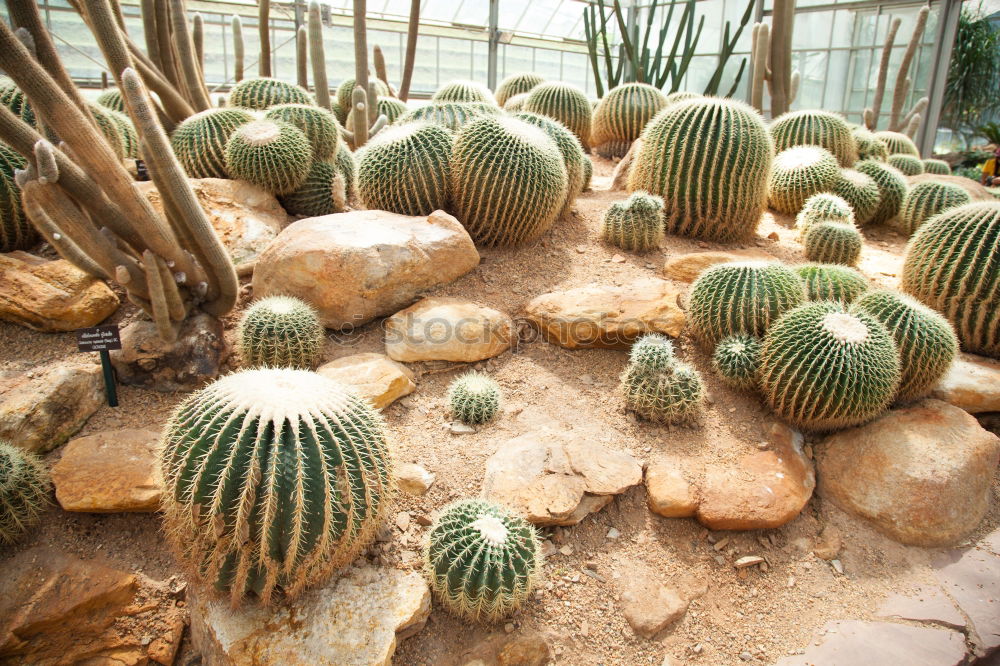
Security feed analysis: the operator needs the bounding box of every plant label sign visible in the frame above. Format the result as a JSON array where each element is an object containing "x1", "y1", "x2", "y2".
[{"x1": 76, "y1": 325, "x2": 122, "y2": 352}]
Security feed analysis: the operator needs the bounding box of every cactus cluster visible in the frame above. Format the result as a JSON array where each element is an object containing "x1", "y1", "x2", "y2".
[
  {"x1": 224, "y1": 119, "x2": 312, "y2": 194},
  {"x1": 852, "y1": 126, "x2": 888, "y2": 162},
  {"x1": 448, "y1": 372, "x2": 502, "y2": 424},
  {"x1": 620, "y1": 334, "x2": 704, "y2": 424},
  {"x1": 0, "y1": 143, "x2": 35, "y2": 252},
  {"x1": 769, "y1": 110, "x2": 858, "y2": 167},
  {"x1": 495, "y1": 73, "x2": 544, "y2": 107},
  {"x1": 160, "y1": 368, "x2": 393, "y2": 605},
  {"x1": 336, "y1": 78, "x2": 392, "y2": 113},
  {"x1": 628, "y1": 98, "x2": 773, "y2": 244},
  {"x1": 0, "y1": 441, "x2": 51, "y2": 545},
  {"x1": 357, "y1": 121, "x2": 453, "y2": 216},
  {"x1": 897, "y1": 181, "x2": 971, "y2": 236},
  {"x1": 277, "y1": 159, "x2": 348, "y2": 217},
  {"x1": 855, "y1": 289, "x2": 958, "y2": 402},
  {"x1": 887, "y1": 153, "x2": 924, "y2": 176},
  {"x1": 767, "y1": 145, "x2": 840, "y2": 214},
  {"x1": 513, "y1": 111, "x2": 586, "y2": 211},
  {"x1": 522, "y1": 82, "x2": 593, "y2": 148},
  {"x1": 229, "y1": 77, "x2": 313, "y2": 110},
  {"x1": 760, "y1": 302, "x2": 901, "y2": 430},
  {"x1": 922, "y1": 159, "x2": 951, "y2": 175},
  {"x1": 96, "y1": 87, "x2": 126, "y2": 113},
  {"x1": 832, "y1": 169, "x2": 880, "y2": 225},
  {"x1": 424, "y1": 498, "x2": 541, "y2": 622},
  {"x1": 590, "y1": 82, "x2": 668, "y2": 158},
  {"x1": 399, "y1": 102, "x2": 501, "y2": 132},
  {"x1": 712, "y1": 335, "x2": 762, "y2": 389},
  {"x1": 794, "y1": 263, "x2": 869, "y2": 303},
  {"x1": 432, "y1": 80, "x2": 497, "y2": 105},
  {"x1": 237, "y1": 296, "x2": 325, "y2": 369},
  {"x1": 875, "y1": 130, "x2": 919, "y2": 157},
  {"x1": 601, "y1": 191, "x2": 665, "y2": 252},
  {"x1": 170, "y1": 108, "x2": 255, "y2": 178},
  {"x1": 803, "y1": 221, "x2": 863, "y2": 266},
  {"x1": 264, "y1": 103, "x2": 341, "y2": 161},
  {"x1": 795, "y1": 192, "x2": 855, "y2": 236},
  {"x1": 901, "y1": 202, "x2": 1000, "y2": 357},
  {"x1": 855, "y1": 159, "x2": 908, "y2": 226}
]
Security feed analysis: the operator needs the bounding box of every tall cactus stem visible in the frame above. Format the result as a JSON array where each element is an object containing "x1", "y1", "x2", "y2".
[
  {"x1": 307, "y1": 3, "x2": 329, "y2": 109},
  {"x1": 192, "y1": 12, "x2": 204, "y2": 68},
  {"x1": 168, "y1": 0, "x2": 211, "y2": 111},
  {"x1": 259, "y1": 0, "x2": 272, "y2": 77},
  {"x1": 296, "y1": 25, "x2": 309, "y2": 89},
  {"x1": 866, "y1": 17, "x2": 900, "y2": 130},
  {"x1": 750, "y1": 22, "x2": 768, "y2": 112},
  {"x1": 889, "y1": 6, "x2": 929, "y2": 132},
  {"x1": 232, "y1": 15, "x2": 245, "y2": 82},
  {"x1": 399, "y1": 0, "x2": 419, "y2": 102}
]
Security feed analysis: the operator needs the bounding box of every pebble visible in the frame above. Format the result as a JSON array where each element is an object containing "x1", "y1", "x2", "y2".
[
  {"x1": 415, "y1": 514, "x2": 432, "y2": 526},
  {"x1": 607, "y1": 528, "x2": 620, "y2": 540},
  {"x1": 449, "y1": 422, "x2": 476, "y2": 435},
  {"x1": 740, "y1": 651, "x2": 753, "y2": 661},
  {"x1": 831, "y1": 559, "x2": 844, "y2": 575},
  {"x1": 612, "y1": 254, "x2": 625, "y2": 263},
  {"x1": 504, "y1": 622, "x2": 515, "y2": 634},
  {"x1": 395, "y1": 512, "x2": 410, "y2": 531},
  {"x1": 734, "y1": 556, "x2": 765, "y2": 569},
  {"x1": 576, "y1": 246, "x2": 586, "y2": 253},
  {"x1": 559, "y1": 545, "x2": 574, "y2": 556}
]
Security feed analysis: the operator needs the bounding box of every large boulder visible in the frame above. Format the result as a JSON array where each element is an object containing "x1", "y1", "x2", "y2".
[
  {"x1": 818, "y1": 400, "x2": 1000, "y2": 547},
  {"x1": 316, "y1": 353, "x2": 416, "y2": 409},
  {"x1": 384, "y1": 297, "x2": 514, "y2": 363},
  {"x1": 775, "y1": 620, "x2": 967, "y2": 666},
  {"x1": 931, "y1": 353, "x2": 1000, "y2": 414},
  {"x1": 253, "y1": 210, "x2": 479, "y2": 329},
  {"x1": 0, "y1": 252, "x2": 119, "y2": 332}
]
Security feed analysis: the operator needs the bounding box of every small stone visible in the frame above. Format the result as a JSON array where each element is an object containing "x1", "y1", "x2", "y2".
[
  {"x1": 735, "y1": 556, "x2": 765, "y2": 569},
  {"x1": 767, "y1": 231, "x2": 780, "y2": 241},
  {"x1": 621, "y1": 576, "x2": 688, "y2": 639},
  {"x1": 415, "y1": 514, "x2": 433, "y2": 527},
  {"x1": 576, "y1": 245, "x2": 586, "y2": 254},
  {"x1": 831, "y1": 559, "x2": 844, "y2": 575},
  {"x1": 396, "y1": 511, "x2": 411, "y2": 531},
  {"x1": 396, "y1": 463, "x2": 435, "y2": 496},
  {"x1": 740, "y1": 651, "x2": 753, "y2": 661},
  {"x1": 559, "y1": 545, "x2": 574, "y2": 556},
  {"x1": 450, "y1": 422, "x2": 477, "y2": 435},
  {"x1": 813, "y1": 525, "x2": 842, "y2": 560},
  {"x1": 612, "y1": 254, "x2": 626, "y2": 263},
  {"x1": 504, "y1": 623, "x2": 515, "y2": 634},
  {"x1": 607, "y1": 528, "x2": 620, "y2": 540},
  {"x1": 645, "y1": 458, "x2": 698, "y2": 518}
]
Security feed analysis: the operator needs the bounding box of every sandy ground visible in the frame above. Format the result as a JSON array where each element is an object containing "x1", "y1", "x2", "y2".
[{"x1": 0, "y1": 154, "x2": 996, "y2": 666}]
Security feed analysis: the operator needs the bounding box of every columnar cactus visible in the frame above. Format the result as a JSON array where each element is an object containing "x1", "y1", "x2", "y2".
[
  {"x1": 887, "y1": 153, "x2": 924, "y2": 176},
  {"x1": 170, "y1": 108, "x2": 255, "y2": 178},
  {"x1": 620, "y1": 334, "x2": 704, "y2": 424},
  {"x1": 901, "y1": 202, "x2": 1000, "y2": 357},
  {"x1": 432, "y1": 80, "x2": 497, "y2": 105},
  {"x1": 627, "y1": 98, "x2": 773, "y2": 243},
  {"x1": 795, "y1": 192, "x2": 855, "y2": 236},
  {"x1": 229, "y1": 77, "x2": 313, "y2": 110},
  {"x1": 803, "y1": 221, "x2": 863, "y2": 266},
  {"x1": 875, "y1": 130, "x2": 919, "y2": 157},
  {"x1": 767, "y1": 145, "x2": 840, "y2": 214},
  {"x1": 601, "y1": 191, "x2": 664, "y2": 252},
  {"x1": 424, "y1": 498, "x2": 541, "y2": 622},
  {"x1": 590, "y1": 82, "x2": 668, "y2": 158},
  {"x1": 712, "y1": 334, "x2": 762, "y2": 390},
  {"x1": 264, "y1": 103, "x2": 341, "y2": 161},
  {"x1": 356, "y1": 122, "x2": 453, "y2": 216},
  {"x1": 855, "y1": 159, "x2": 908, "y2": 226},
  {"x1": 278, "y1": 159, "x2": 348, "y2": 217},
  {"x1": 922, "y1": 159, "x2": 951, "y2": 175},
  {"x1": 522, "y1": 82, "x2": 593, "y2": 148},
  {"x1": 451, "y1": 115, "x2": 568, "y2": 246},
  {"x1": 769, "y1": 110, "x2": 858, "y2": 167},
  {"x1": 224, "y1": 119, "x2": 313, "y2": 194},
  {"x1": 495, "y1": 73, "x2": 544, "y2": 107},
  {"x1": 399, "y1": 102, "x2": 501, "y2": 132},
  {"x1": 832, "y1": 169, "x2": 880, "y2": 225},
  {"x1": 760, "y1": 302, "x2": 901, "y2": 430},
  {"x1": 96, "y1": 87, "x2": 126, "y2": 113},
  {"x1": 897, "y1": 181, "x2": 971, "y2": 236},
  {"x1": 513, "y1": 111, "x2": 586, "y2": 209},
  {"x1": 852, "y1": 126, "x2": 888, "y2": 162},
  {"x1": 335, "y1": 77, "x2": 392, "y2": 113},
  {"x1": 159, "y1": 368, "x2": 393, "y2": 605},
  {"x1": 855, "y1": 289, "x2": 958, "y2": 402},
  {"x1": 689, "y1": 262, "x2": 805, "y2": 345},
  {"x1": 448, "y1": 372, "x2": 502, "y2": 424},
  {"x1": 794, "y1": 263, "x2": 870, "y2": 303},
  {"x1": 237, "y1": 296, "x2": 325, "y2": 369},
  {"x1": 0, "y1": 143, "x2": 35, "y2": 252},
  {"x1": 0, "y1": 441, "x2": 51, "y2": 545}
]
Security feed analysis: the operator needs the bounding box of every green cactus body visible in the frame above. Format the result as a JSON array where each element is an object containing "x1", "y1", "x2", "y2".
[
  {"x1": 106, "y1": 109, "x2": 140, "y2": 159},
  {"x1": 448, "y1": 372, "x2": 502, "y2": 424},
  {"x1": 425, "y1": 498, "x2": 541, "y2": 622},
  {"x1": 334, "y1": 146, "x2": 357, "y2": 199},
  {"x1": 875, "y1": 131, "x2": 920, "y2": 157},
  {"x1": 795, "y1": 192, "x2": 855, "y2": 237},
  {"x1": 854, "y1": 289, "x2": 958, "y2": 402},
  {"x1": 628, "y1": 98, "x2": 773, "y2": 243},
  {"x1": 621, "y1": 334, "x2": 704, "y2": 424},
  {"x1": 264, "y1": 103, "x2": 341, "y2": 161},
  {"x1": 769, "y1": 110, "x2": 858, "y2": 167},
  {"x1": 712, "y1": 334, "x2": 762, "y2": 390},
  {"x1": 514, "y1": 111, "x2": 586, "y2": 209},
  {"x1": 522, "y1": 82, "x2": 593, "y2": 148},
  {"x1": 345, "y1": 98, "x2": 411, "y2": 131},
  {"x1": 794, "y1": 263, "x2": 869, "y2": 303},
  {"x1": 0, "y1": 441, "x2": 51, "y2": 545},
  {"x1": 88, "y1": 102, "x2": 126, "y2": 159},
  {"x1": 887, "y1": 153, "x2": 924, "y2": 176},
  {"x1": 331, "y1": 99, "x2": 347, "y2": 125},
  {"x1": 451, "y1": 115, "x2": 567, "y2": 246},
  {"x1": 96, "y1": 88, "x2": 126, "y2": 113},
  {"x1": 852, "y1": 126, "x2": 888, "y2": 162},
  {"x1": 230, "y1": 77, "x2": 314, "y2": 110},
  {"x1": 399, "y1": 102, "x2": 501, "y2": 132},
  {"x1": 688, "y1": 262, "x2": 805, "y2": 345},
  {"x1": 335, "y1": 77, "x2": 392, "y2": 112},
  {"x1": 582, "y1": 155, "x2": 593, "y2": 191},
  {"x1": 432, "y1": 80, "x2": 497, "y2": 105},
  {"x1": 237, "y1": 296, "x2": 325, "y2": 368},
  {"x1": 590, "y1": 82, "x2": 668, "y2": 158},
  {"x1": 0, "y1": 143, "x2": 35, "y2": 252},
  {"x1": 495, "y1": 73, "x2": 544, "y2": 107},
  {"x1": 159, "y1": 368, "x2": 393, "y2": 605},
  {"x1": 768, "y1": 145, "x2": 840, "y2": 214},
  {"x1": 600, "y1": 191, "x2": 664, "y2": 252},
  {"x1": 278, "y1": 159, "x2": 348, "y2": 217},
  {"x1": 803, "y1": 221, "x2": 863, "y2": 266},
  {"x1": 171, "y1": 108, "x2": 256, "y2": 179},
  {"x1": 0, "y1": 81, "x2": 35, "y2": 127},
  {"x1": 224, "y1": 119, "x2": 312, "y2": 194},
  {"x1": 832, "y1": 169, "x2": 880, "y2": 225},
  {"x1": 901, "y1": 202, "x2": 1000, "y2": 357},
  {"x1": 897, "y1": 181, "x2": 971, "y2": 237},
  {"x1": 760, "y1": 302, "x2": 901, "y2": 430},
  {"x1": 922, "y1": 159, "x2": 951, "y2": 175},
  {"x1": 627, "y1": 333, "x2": 676, "y2": 371},
  {"x1": 855, "y1": 159, "x2": 908, "y2": 226},
  {"x1": 356, "y1": 122, "x2": 453, "y2": 216},
  {"x1": 502, "y1": 93, "x2": 529, "y2": 112},
  {"x1": 664, "y1": 91, "x2": 701, "y2": 106}
]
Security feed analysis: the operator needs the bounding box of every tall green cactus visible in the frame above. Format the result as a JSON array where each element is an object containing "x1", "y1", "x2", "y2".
[
  {"x1": 855, "y1": 159, "x2": 908, "y2": 226},
  {"x1": 237, "y1": 296, "x2": 325, "y2": 369},
  {"x1": 769, "y1": 110, "x2": 858, "y2": 167},
  {"x1": 170, "y1": 108, "x2": 255, "y2": 179},
  {"x1": 767, "y1": 145, "x2": 840, "y2": 214},
  {"x1": 794, "y1": 263, "x2": 870, "y2": 303},
  {"x1": 432, "y1": 80, "x2": 497, "y2": 105},
  {"x1": 0, "y1": 441, "x2": 51, "y2": 545},
  {"x1": 356, "y1": 121, "x2": 453, "y2": 216},
  {"x1": 448, "y1": 372, "x2": 502, "y2": 425},
  {"x1": 601, "y1": 191, "x2": 664, "y2": 252},
  {"x1": 897, "y1": 181, "x2": 971, "y2": 237},
  {"x1": 495, "y1": 73, "x2": 544, "y2": 107},
  {"x1": 307, "y1": 1, "x2": 330, "y2": 110},
  {"x1": 522, "y1": 82, "x2": 593, "y2": 148},
  {"x1": 590, "y1": 82, "x2": 668, "y2": 158},
  {"x1": 229, "y1": 77, "x2": 313, "y2": 110},
  {"x1": 620, "y1": 334, "x2": 704, "y2": 424},
  {"x1": 224, "y1": 119, "x2": 313, "y2": 194},
  {"x1": 803, "y1": 221, "x2": 863, "y2": 267},
  {"x1": 278, "y1": 159, "x2": 348, "y2": 217},
  {"x1": 887, "y1": 153, "x2": 924, "y2": 176},
  {"x1": 264, "y1": 103, "x2": 341, "y2": 161},
  {"x1": 875, "y1": 130, "x2": 919, "y2": 157},
  {"x1": 832, "y1": 168, "x2": 881, "y2": 226}
]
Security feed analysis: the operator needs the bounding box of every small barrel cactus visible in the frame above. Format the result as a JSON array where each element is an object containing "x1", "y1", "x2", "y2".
[
  {"x1": 224, "y1": 119, "x2": 312, "y2": 194},
  {"x1": 803, "y1": 221, "x2": 863, "y2": 267},
  {"x1": 0, "y1": 143, "x2": 35, "y2": 252},
  {"x1": 760, "y1": 302, "x2": 901, "y2": 430},
  {"x1": 852, "y1": 126, "x2": 888, "y2": 162},
  {"x1": 888, "y1": 153, "x2": 924, "y2": 176},
  {"x1": 795, "y1": 192, "x2": 855, "y2": 237},
  {"x1": 88, "y1": 102, "x2": 127, "y2": 159},
  {"x1": 160, "y1": 368, "x2": 393, "y2": 605},
  {"x1": 522, "y1": 81, "x2": 593, "y2": 148},
  {"x1": 897, "y1": 181, "x2": 971, "y2": 236},
  {"x1": 229, "y1": 77, "x2": 313, "y2": 109},
  {"x1": 769, "y1": 110, "x2": 858, "y2": 167},
  {"x1": 356, "y1": 122, "x2": 453, "y2": 216},
  {"x1": 495, "y1": 73, "x2": 544, "y2": 107},
  {"x1": 335, "y1": 78, "x2": 392, "y2": 114},
  {"x1": 432, "y1": 80, "x2": 497, "y2": 105},
  {"x1": 514, "y1": 111, "x2": 587, "y2": 210},
  {"x1": 855, "y1": 289, "x2": 958, "y2": 402},
  {"x1": 767, "y1": 145, "x2": 840, "y2": 214},
  {"x1": 590, "y1": 82, "x2": 668, "y2": 158},
  {"x1": 627, "y1": 333, "x2": 676, "y2": 371},
  {"x1": 664, "y1": 91, "x2": 701, "y2": 106},
  {"x1": 922, "y1": 159, "x2": 951, "y2": 175},
  {"x1": 398, "y1": 101, "x2": 502, "y2": 132},
  {"x1": 448, "y1": 372, "x2": 502, "y2": 424},
  {"x1": 0, "y1": 81, "x2": 35, "y2": 127},
  {"x1": 688, "y1": 262, "x2": 805, "y2": 345},
  {"x1": 582, "y1": 154, "x2": 593, "y2": 190},
  {"x1": 794, "y1": 263, "x2": 870, "y2": 303},
  {"x1": 601, "y1": 191, "x2": 664, "y2": 252},
  {"x1": 278, "y1": 159, "x2": 348, "y2": 217},
  {"x1": 263, "y1": 103, "x2": 341, "y2": 161},
  {"x1": 832, "y1": 169, "x2": 881, "y2": 226},
  {"x1": 855, "y1": 159, "x2": 908, "y2": 226},
  {"x1": 875, "y1": 130, "x2": 920, "y2": 157},
  {"x1": 621, "y1": 335, "x2": 704, "y2": 424},
  {"x1": 424, "y1": 498, "x2": 541, "y2": 622},
  {"x1": 237, "y1": 296, "x2": 325, "y2": 369},
  {"x1": 106, "y1": 109, "x2": 140, "y2": 159},
  {"x1": 503, "y1": 92, "x2": 529, "y2": 112},
  {"x1": 712, "y1": 335, "x2": 762, "y2": 390},
  {"x1": 170, "y1": 108, "x2": 255, "y2": 178},
  {"x1": 0, "y1": 441, "x2": 51, "y2": 545},
  {"x1": 96, "y1": 87, "x2": 126, "y2": 113}
]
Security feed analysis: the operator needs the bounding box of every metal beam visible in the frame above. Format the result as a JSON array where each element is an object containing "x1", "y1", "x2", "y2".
[{"x1": 917, "y1": 0, "x2": 960, "y2": 156}]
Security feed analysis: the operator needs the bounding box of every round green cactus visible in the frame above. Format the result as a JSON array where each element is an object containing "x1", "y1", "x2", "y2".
[
  {"x1": 331, "y1": 99, "x2": 348, "y2": 126},
  {"x1": 768, "y1": 145, "x2": 840, "y2": 214},
  {"x1": 760, "y1": 302, "x2": 901, "y2": 430},
  {"x1": 712, "y1": 334, "x2": 762, "y2": 390},
  {"x1": 628, "y1": 333, "x2": 676, "y2": 371},
  {"x1": 897, "y1": 181, "x2": 971, "y2": 237},
  {"x1": 628, "y1": 97, "x2": 773, "y2": 243},
  {"x1": 875, "y1": 130, "x2": 919, "y2": 157},
  {"x1": 794, "y1": 263, "x2": 869, "y2": 303},
  {"x1": 432, "y1": 80, "x2": 497, "y2": 105},
  {"x1": 451, "y1": 115, "x2": 567, "y2": 246},
  {"x1": 344, "y1": 97, "x2": 411, "y2": 131},
  {"x1": 769, "y1": 110, "x2": 858, "y2": 167},
  {"x1": 237, "y1": 296, "x2": 325, "y2": 369},
  {"x1": 513, "y1": 111, "x2": 586, "y2": 210},
  {"x1": 264, "y1": 103, "x2": 341, "y2": 161},
  {"x1": 278, "y1": 159, "x2": 348, "y2": 217},
  {"x1": 582, "y1": 154, "x2": 593, "y2": 191},
  {"x1": 96, "y1": 87, "x2": 126, "y2": 113},
  {"x1": 803, "y1": 221, "x2": 863, "y2": 267},
  {"x1": 855, "y1": 159, "x2": 908, "y2": 226},
  {"x1": 160, "y1": 368, "x2": 393, "y2": 605},
  {"x1": 0, "y1": 143, "x2": 35, "y2": 252},
  {"x1": 105, "y1": 108, "x2": 139, "y2": 159},
  {"x1": 523, "y1": 81, "x2": 593, "y2": 148},
  {"x1": 688, "y1": 262, "x2": 805, "y2": 345},
  {"x1": 229, "y1": 77, "x2": 314, "y2": 110},
  {"x1": 224, "y1": 119, "x2": 312, "y2": 194},
  {"x1": 0, "y1": 441, "x2": 51, "y2": 545},
  {"x1": 887, "y1": 153, "x2": 924, "y2": 176},
  {"x1": 601, "y1": 191, "x2": 664, "y2": 252},
  {"x1": 356, "y1": 121, "x2": 453, "y2": 216},
  {"x1": 424, "y1": 498, "x2": 541, "y2": 622},
  {"x1": 901, "y1": 201, "x2": 1000, "y2": 357},
  {"x1": 0, "y1": 80, "x2": 35, "y2": 127},
  {"x1": 832, "y1": 168, "x2": 880, "y2": 225},
  {"x1": 88, "y1": 102, "x2": 127, "y2": 159},
  {"x1": 922, "y1": 159, "x2": 951, "y2": 175},
  {"x1": 664, "y1": 91, "x2": 701, "y2": 106},
  {"x1": 335, "y1": 78, "x2": 392, "y2": 114},
  {"x1": 795, "y1": 192, "x2": 856, "y2": 237},
  {"x1": 398, "y1": 101, "x2": 501, "y2": 132},
  {"x1": 855, "y1": 289, "x2": 958, "y2": 402},
  {"x1": 852, "y1": 126, "x2": 888, "y2": 162},
  {"x1": 621, "y1": 336, "x2": 704, "y2": 424},
  {"x1": 495, "y1": 73, "x2": 544, "y2": 107},
  {"x1": 448, "y1": 372, "x2": 502, "y2": 424},
  {"x1": 170, "y1": 108, "x2": 255, "y2": 179},
  {"x1": 590, "y1": 82, "x2": 668, "y2": 158},
  {"x1": 503, "y1": 92, "x2": 529, "y2": 112},
  {"x1": 334, "y1": 145, "x2": 357, "y2": 199}
]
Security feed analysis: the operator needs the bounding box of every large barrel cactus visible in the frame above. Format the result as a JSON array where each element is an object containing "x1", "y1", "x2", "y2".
[
  {"x1": 237, "y1": 296, "x2": 325, "y2": 369},
  {"x1": 832, "y1": 169, "x2": 880, "y2": 225},
  {"x1": 601, "y1": 191, "x2": 665, "y2": 252},
  {"x1": 224, "y1": 119, "x2": 313, "y2": 194},
  {"x1": 794, "y1": 263, "x2": 869, "y2": 303},
  {"x1": 398, "y1": 102, "x2": 501, "y2": 132},
  {"x1": 230, "y1": 77, "x2": 313, "y2": 109},
  {"x1": 277, "y1": 159, "x2": 348, "y2": 217},
  {"x1": 264, "y1": 103, "x2": 341, "y2": 161},
  {"x1": 0, "y1": 143, "x2": 34, "y2": 252},
  {"x1": 159, "y1": 368, "x2": 394, "y2": 605},
  {"x1": 769, "y1": 110, "x2": 858, "y2": 167},
  {"x1": 620, "y1": 334, "x2": 704, "y2": 424},
  {"x1": 495, "y1": 73, "x2": 544, "y2": 107},
  {"x1": 901, "y1": 202, "x2": 1000, "y2": 357},
  {"x1": 170, "y1": 108, "x2": 256, "y2": 179},
  {"x1": 803, "y1": 221, "x2": 863, "y2": 267},
  {"x1": 875, "y1": 130, "x2": 919, "y2": 157},
  {"x1": 513, "y1": 111, "x2": 586, "y2": 210},
  {"x1": 627, "y1": 98, "x2": 773, "y2": 243},
  {"x1": 0, "y1": 441, "x2": 51, "y2": 545},
  {"x1": 767, "y1": 146, "x2": 840, "y2": 214},
  {"x1": 432, "y1": 80, "x2": 497, "y2": 105},
  {"x1": 855, "y1": 159, "x2": 908, "y2": 226},
  {"x1": 356, "y1": 122, "x2": 453, "y2": 216},
  {"x1": 897, "y1": 181, "x2": 971, "y2": 237},
  {"x1": 590, "y1": 82, "x2": 668, "y2": 158},
  {"x1": 522, "y1": 82, "x2": 593, "y2": 148},
  {"x1": 0, "y1": 80, "x2": 35, "y2": 127},
  {"x1": 448, "y1": 372, "x2": 502, "y2": 425},
  {"x1": 888, "y1": 154, "x2": 924, "y2": 176}
]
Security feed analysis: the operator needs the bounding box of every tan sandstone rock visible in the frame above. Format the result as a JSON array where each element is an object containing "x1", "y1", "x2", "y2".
[
  {"x1": 620, "y1": 575, "x2": 688, "y2": 639},
  {"x1": 931, "y1": 353, "x2": 1000, "y2": 414},
  {"x1": 253, "y1": 210, "x2": 479, "y2": 329},
  {"x1": 317, "y1": 353, "x2": 415, "y2": 409},
  {"x1": 52, "y1": 429, "x2": 163, "y2": 512},
  {"x1": 662, "y1": 249, "x2": 777, "y2": 283},
  {"x1": 645, "y1": 458, "x2": 698, "y2": 518},
  {"x1": 0, "y1": 252, "x2": 118, "y2": 332},
  {"x1": 384, "y1": 297, "x2": 514, "y2": 363},
  {"x1": 396, "y1": 463, "x2": 435, "y2": 496}
]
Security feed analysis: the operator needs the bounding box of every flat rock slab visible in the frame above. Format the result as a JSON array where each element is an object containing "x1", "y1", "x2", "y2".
[
  {"x1": 384, "y1": 297, "x2": 513, "y2": 363},
  {"x1": 190, "y1": 565, "x2": 431, "y2": 666},
  {"x1": 317, "y1": 353, "x2": 415, "y2": 409},
  {"x1": 662, "y1": 249, "x2": 776, "y2": 283},
  {"x1": 933, "y1": 547, "x2": 1000, "y2": 656},
  {"x1": 932, "y1": 353, "x2": 1000, "y2": 414},
  {"x1": 52, "y1": 428, "x2": 163, "y2": 512},
  {"x1": 876, "y1": 585, "x2": 966, "y2": 630},
  {"x1": 775, "y1": 620, "x2": 967, "y2": 666}
]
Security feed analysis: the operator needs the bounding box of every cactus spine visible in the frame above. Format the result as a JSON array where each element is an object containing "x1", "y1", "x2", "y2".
[
  {"x1": 922, "y1": 159, "x2": 950, "y2": 175},
  {"x1": 229, "y1": 77, "x2": 313, "y2": 110},
  {"x1": 769, "y1": 110, "x2": 858, "y2": 167},
  {"x1": 590, "y1": 82, "x2": 668, "y2": 158},
  {"x1": 897, "y1": 181, "x2": 971, "y2": 237},
  {"x1": 0, "y1": 441, "x2": 51, "y2": 545},
  {"x1": 432, "y1": 80, "x2": 497, "y2": 105},
  {"x1": 601, "y1": 191, "x2": 664, "y2": 252},
  {"x1": 795, "y1": 192, "x2": 855, "y2": 237},
  {"x1": 767, "y1": 146, "x2": 840, "y2": 214},
  {"x1": 224, "y1": 120, "x2": 312, "y2": 194},
  {"x1": 855, "y1": 159, "x2": 908, "y2": 226},
  {"x1": 278, "y1": 159, "x2": 348, "y2": 217},
  {"x1": 803, "y1": 221, "x2": 863, "y2": 267},
  {"x1": 170, "y1": 108, "x2": 255, "y2": 179},
  {"x1": 264, "y1": 103, "x2": 341, "y2": 161},
  {"x1": 794, "y1": 263, "x2": 870, "y2": 303},
  {"x1": 237, "y1": 296, "x2": 325, "y2": 369},
  {"x1": 712, "y1": 334, "x2": 762, "y2": 390},
  {"x1": 448, "y1": 372, "x2": 502, "y2": 424},
  {"x1": 832, "y1": 169, "x2": 881, "y2": 226},
  {"x1": 620, "y1": 334, "x2": 704, "y2": 424},
  {"x1": 522, "y1": 82, "x2": 593, "y2": 148},
  {"x1": 356, "y1": 122, "x2": 453, "y2": 216},
  {"x1": 887, "y1": 153, "x2": 924, "y2": 176},
  {"x1": 495, "y1": 73, "x2": 544, "y2": 107}
]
